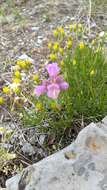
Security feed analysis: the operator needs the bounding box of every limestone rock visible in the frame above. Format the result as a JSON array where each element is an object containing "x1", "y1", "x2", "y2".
[
  {"x1": 6, "y1": 117, "x2": 107, "y2": 190},
  {"x1": 21, "y1": 142, "x2": 36, "y2": 156}
]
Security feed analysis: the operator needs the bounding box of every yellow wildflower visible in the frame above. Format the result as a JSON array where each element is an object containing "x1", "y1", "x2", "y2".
[
  {"x1": 53, "y1": 30, "x2": 59, "y2": 38},
  {"x1": 15, "y1": 70, "x2": 21, "y2": 79},
  {"x1": 60, "y1": 60, "x2": 64, "y2": 66},
  {"x1": 0, "y1": 97, "x2": 4, "y2": 105},
  {"x1": 90, "y1": 70, "x2": 95, "y2": 76},
  {"x1": 3, "y1": 86, "x2": 10, "y2": 94},
  {"x1": 0, "y1": 127, "x2": 6, "y2": 133},
  {"x1": 78, "y1": 23, "x2": 82, "y2": 29},
  {"x1": 79, "y1": 42, "x2": 85, "y2": 49},
  {"x1": 17, "y1": 60, "x2": 26, "y2": 68},
  {"x1": 73, "y1": 23, "x2": 77, "y2": 31},
  {"x1": 13, "y1": 78, "x2": 21, "y2": 84},
  {"x1": 25, "y1": 59, "x2": 32, "y2": 66},
  {"x1": 48, "y1": 42, "x2": 52, "y2": 49},
  {"x1": 58, "y1": 27, "x2": 65, "y2": 36},
  {"x1": 53, "y1": 42, "x2": 59, "y2": 52},
  {"x1": 91, "y1": 39, "x2": 96, "y2": 45},
  {"x1": 50, "y1": 54, "x2": 57, "y2": 61},
  {"x1": 59, "y1": 48, "x2": 64, "y2": 56},
  {"x1": 13, "y1": 87, "x2": 21, "y2": 94},
  {"x1": 36, "y1": 102, "x2": 43, "y2": 111},
  {"x1": 73, "y1": 59, "x2": 76, "y2": 65},
  {"x1": 67, "y1": 40, "x2": 72, "y2": 49},
  {"x1": 33, "y1": 74, "x2": 39, "y2": 82}
]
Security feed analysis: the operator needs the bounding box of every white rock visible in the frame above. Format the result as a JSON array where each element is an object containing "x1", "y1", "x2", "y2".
[
  {"x1": 99, "y1": 31, "x2": 105, "y2": 37},
  {"x1": 6, "y1": 118, "x2": 107, "y2": 190},
  {"x1": 39, "y1": 134, "x2": 46, "y2": 145},
  {"x1": 102, "y1": 116, "x2": 107, "y2": 125},
  {"x1": 18, "y1": 54, "x2": 34, "y2": 64},
  {"x1": 31, "y1": 26, "x2": 39, "y2": 31},
  {"x1": 21, "y1": 142, "x2": 36, "y2": 156}
]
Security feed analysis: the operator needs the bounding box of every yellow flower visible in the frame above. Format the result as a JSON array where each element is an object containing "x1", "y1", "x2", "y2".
[
  {"x1": 73, "y1": 59, "x2": 76, "y2": 65},
  {"x1": 58, "y1": 27, "x2": 65, "y2": 36},
  {"x1": 13, "y1": 87, "x2": 21, "y2": 94},
  {"x1": 59, "y1": 48, "x2": 64, "y2": 56},
  {"x1": 48, "y1": 42, "x2": 52, "y2": 49},
  {"x1": 36, "y1": 102, "x2": 43, "y2": 111},
  {"x1": 79, "y1": 42, "x2": 85, "y2": 49},
  {"x1": 53, "y1": 42, "x2": 59, "y2": 52},
  {"x1": 25, "y1": 59, "x2": 32, "y2": 66},
  {"x1": 0, "y1": 97, "x2": 4, "y2": 105},
  {"x1": 91, "y1": 39, "x2": 96, "y2": 45},
  {"x1": 13, "y1": 78, "x2": 21, "y2": 84},
  {"x1": 15, "y1": 70, "x2": 21, "y2": 79},
  {"x1": 53, "y1": 30, "x2": 59, "y2": 38},
  {"x1": 50, "y1": 54, "x2": 57, "y2": 61},
  {"x1": 17, "y1": 60, "x2": 28, "y2": 69},
  {"x1": 3, "y1": 86, "x2": 10, "y2": 94},
  {"x1": 60, "y1": 60, "x2": 64, "y2": 66},
  {"x1": 17, "y1": 60, "x2": 26, "y2": 68},
  {"x1": 78, "y1": 23, "x2": 82, "y2": 29},
  {"x1": 0, "y1": 127, "x2": 6, "y2": 133},
  {"x1": 33, "y1": 74, "x2": 39, "y2": 82},
  {"x1": 67, "y1": 40, "x2": 72, "y2": 49},
  {"x1": 90, "y1": 70, "x2": 95, "y2": 76},
  {"x1": 73, "y1": 23, "x2": 77, "y2": 31},
  {"x1": 17, "y1": 59, "x2": 31, "y2": 70}
]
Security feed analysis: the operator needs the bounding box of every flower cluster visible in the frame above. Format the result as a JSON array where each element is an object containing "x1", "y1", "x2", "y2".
[
  {"x1": 34, "y1": 63, "x2": 69, "y2": 99},
  {"x1": 0, "y1": 54, "x2": 35, "y2": 107}
]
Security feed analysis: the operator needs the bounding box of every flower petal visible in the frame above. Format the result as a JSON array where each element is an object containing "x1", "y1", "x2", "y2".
[
  {"x1": 34, "y1": 85, "x2": 47, "y2": 96},
  {"x1": 47, "y1": 83, "x2": 60, "y2": 99},
  {"x1": 46, "y1": 63, "x2": 60, "y2": 77},
  {"x1": 60, "y1": 82, "x2": 69, "y2": 90},
  {"x1": 55, "y1": 75, "x2": 63, "y2": 83}
]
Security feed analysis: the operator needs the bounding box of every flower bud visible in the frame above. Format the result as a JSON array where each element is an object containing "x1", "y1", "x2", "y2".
[
  {"x1": 90, "y1": 70, "x2": 95, "y2": 76},
  {"x1": 50, "y1": 54, "x2": 57, "y2": 61},
  {"x1": 15, "y1": 70, "x2": 21, "y2": 79},
  {"x1": 79, "y1": 42, "x2": 85, "y2": 49},
  {"x1": 53, "y1": 42, "x2": 59, "y2": 52},
  {"x1": 0, "y1": 97, "x2": 5, "y2": 105},
  {"x1": 54, "y1": 30, "x2": 59, "y2": 38},
  {"x1": 73, "y1": 59, "x2": 76, "y2": 65},
  {"x1": 3, "y1": 86, "x2": 10, "y2": 94}
]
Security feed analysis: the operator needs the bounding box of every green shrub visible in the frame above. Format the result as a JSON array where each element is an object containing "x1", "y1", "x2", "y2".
[{"x1": 0, "y1": 23, "x2": 107, "y2": 135}]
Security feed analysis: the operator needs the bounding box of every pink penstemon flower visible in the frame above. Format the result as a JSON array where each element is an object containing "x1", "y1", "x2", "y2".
[{"x1": 34, "y1": 62, "x2": 69, "y2": 99}]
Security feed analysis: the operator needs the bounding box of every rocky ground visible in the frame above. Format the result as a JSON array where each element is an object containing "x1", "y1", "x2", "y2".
[
  {"x1": 0, "y1": 0, "x2": 107, "y2": 72},
  {"x1": 0, "y1": 0, "x2": 107, "y2": 188},
  {"x1": 6, "y1": 117, "x2": 107, "y2": 190},
  {"x1": 0, "y1": 0, "x2": 85, "y2": 71}
]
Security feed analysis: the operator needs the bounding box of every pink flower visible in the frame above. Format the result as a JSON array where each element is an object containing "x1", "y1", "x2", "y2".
[
  {"x1": 59, "y1": 82, "x2": 69, "y2": 90},
  {"x1": 46, "y1": 62, "x2": 60, "y2": 77},
  {"x1": 47, "y1": 83, "x2": 60, "y2": 99},
  {"x1": 34, "y1": 63, "x2": 69, "y2": 99},
  {"x1": 34, "y1": 85, "x2": 47, "y2": 97}
]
